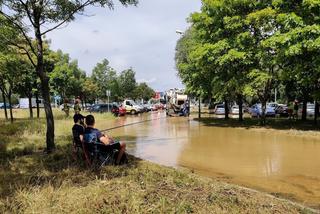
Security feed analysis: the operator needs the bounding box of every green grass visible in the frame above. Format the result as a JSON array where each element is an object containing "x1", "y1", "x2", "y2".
[{"x1": 0, "y1": 109, "x2": 316, "y2": 213}]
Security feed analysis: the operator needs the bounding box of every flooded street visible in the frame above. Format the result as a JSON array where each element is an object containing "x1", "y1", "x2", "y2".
[{"x1": 104, "y1": 111, "x2": 320, "y2": 208}]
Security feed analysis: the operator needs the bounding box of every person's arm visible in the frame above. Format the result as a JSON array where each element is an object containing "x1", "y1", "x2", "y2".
[
  {"x1": 97, "y1": 130, "x2": 114, "y2": 145},
  {"x1": 79, "y1": 134, "x2": 84, "y2": 142},
  {"x1": 99, "y1": 135, "x2": 113, "y2": 145}
]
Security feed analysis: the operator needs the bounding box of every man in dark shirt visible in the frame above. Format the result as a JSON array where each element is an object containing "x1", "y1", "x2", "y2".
[
  {"x1": 84, "y1": 114, "x2": 126, "y2": 165},
  {"x1": 72, "y1": 114, "x2": 85, "y2": 146}
]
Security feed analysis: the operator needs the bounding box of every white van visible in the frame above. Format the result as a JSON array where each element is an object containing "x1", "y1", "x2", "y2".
[
  {"x1": 122, "y1": 99, "x2": 143, "y2": 115},
  {"x1": 19, "y1": 98, "x2": 44, "y2": 109}
]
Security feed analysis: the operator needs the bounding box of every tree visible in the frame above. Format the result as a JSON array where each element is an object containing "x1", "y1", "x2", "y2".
[
  {"x1": 14, "y1": 61, "x2": 37, "y2": 119},
  {"x1": 264, "y1": 0, "x2": 320, "y2": 121},
  {"x1": 92, "y1": 59, "x2": 112, "y2": 99},
  {"x1": 133, "y1": 82, "x2": 155, "y2": 101},
  {"x1": 241, "y1": 6, "x2": 280, "y2": 125},
  {"x1": 186, "y1": 0, "x2": 259, "y2": 121},
  {"x1": 175, "y1": 28, "x2": 212, "y2": 100},
  {"x1": 49, "y1": 50, "x2": 85, "y2": 101},
  {"x1": 118, "y1": 68, "x2": 137, "y2": 99},
  {"x1": 0, "y1": 52, "x2": 30, "y2": 122},
  {"x1": 0, "y1": 0, "x2": 138, "y2": 152},
  {"x1": 82, "y1": 77, "x2": 99, "y2": 104}
]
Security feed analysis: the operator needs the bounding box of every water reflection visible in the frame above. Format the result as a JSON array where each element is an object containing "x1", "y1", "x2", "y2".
[{"x1": 109, "y1": 111, "x2": 320, "y2": 208}]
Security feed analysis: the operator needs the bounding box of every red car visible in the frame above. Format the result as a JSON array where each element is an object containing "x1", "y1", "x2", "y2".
[{"x1": 111, "y1": 104, "x2": 126, "y2": 116}]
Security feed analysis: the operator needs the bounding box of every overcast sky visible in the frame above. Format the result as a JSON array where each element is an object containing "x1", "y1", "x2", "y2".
[{"x1": 47, "y1": 0, "x2": 201, "y2": 92}]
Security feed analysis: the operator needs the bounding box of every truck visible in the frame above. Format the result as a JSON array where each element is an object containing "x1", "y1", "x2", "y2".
[
  {"x1": 122, "y1": 99, "x2": 143, "y2": 115},
  {"x1": 19, "y1": 98, "x2": 44, "y2": 109},
  {"x1": 165, "y1": 89, "x2": 189, "y2": 116}
]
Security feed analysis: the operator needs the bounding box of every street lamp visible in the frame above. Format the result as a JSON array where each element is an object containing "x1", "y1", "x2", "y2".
[{"x1": 176, "y1": 30, "x2": 184, "y2": 35}]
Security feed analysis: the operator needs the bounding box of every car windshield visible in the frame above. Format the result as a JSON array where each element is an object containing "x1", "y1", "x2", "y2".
[
  {"x1": 267, "y1": 103, "x2": 277, "y2": 107},
  {"x1": 216, "y1": 105, "x2": 224, "y2": 108},
  {"x1": 307, "y1": 104, "x2": 315, "y2": 109},
  {"x1": 129, "y1": 100, "x2": 136, "y2": 105}
]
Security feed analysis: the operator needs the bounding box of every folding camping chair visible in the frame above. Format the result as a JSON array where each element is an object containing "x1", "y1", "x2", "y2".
[
  {"x1": 72, "y1": 131, "x2": 92, "y2": 168},
  {"x1": 83, "y1": 132, "x2": 118, "y2": 169}
]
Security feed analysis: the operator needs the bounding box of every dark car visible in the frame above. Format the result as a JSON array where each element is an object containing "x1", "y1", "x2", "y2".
[{"x1": 89, "y1": 104, "x2": 118, "y2": 113}]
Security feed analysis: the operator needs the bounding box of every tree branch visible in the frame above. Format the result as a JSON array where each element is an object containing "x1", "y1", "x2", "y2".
[
  {"x1": 18, "y1": 0, "x2": 36, "y2": 27},
  {"x1": 41, "y1": 0, "x2": 96, "y2": 35},
  {"x1": 8, "y1": 42, "x2": 36, "y2": 68},
  {"x1": 0, "y1": 10, "x2": 37, "y2": 56}
]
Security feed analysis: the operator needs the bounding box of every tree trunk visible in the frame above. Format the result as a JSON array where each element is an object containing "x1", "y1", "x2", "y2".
[
  {"x1": 261, "y1": 100, "x2": 267, "y2": 126},
  {"x1": 1, "y1": 91, "x2": 8, "y2": 120},
  {"x1": 314, "y1": 101, "x2": 319, "y2": 125},
  {"x1": 39, "y1": 76, "x2": 55, "y2": 152},
  {"x1": 28, "y1": 94, "x2": 33, "y2": 118},
  {"x1": 36, "y1": 91, "x2": 40, "y2": 118},
  {"x1": 237, "y1": 94, "x2": 243, "y2": 122},
  {"x1": 224, "y1": 99, "x2": 229, "y2": 120},
  {"x1": 35, "y1": 25, "x2": 55, "y2": 153},
  {"x1": 81, "y1": 97, "x2": 84, "y2": 109},
  {"x1": 8, "y1": 93, "x2": 13, "y2": 123},
  {"x1": 302, "y1": 100, "x2": 307, "y2": 121},
  {"x1": 198, "y1": 98, "x2": 201, "y2": 119}
]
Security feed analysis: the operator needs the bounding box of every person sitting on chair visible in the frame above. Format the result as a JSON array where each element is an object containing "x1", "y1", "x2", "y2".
[
  {"x1": 72, "y1": 114, "x2": 85, "y2": 145},
  {"x1": 72, "y1": 114, "x2": 87, "y2": 162},
  {"x1": 84, "y1": 114, "x2": 126, "y2": 165}
]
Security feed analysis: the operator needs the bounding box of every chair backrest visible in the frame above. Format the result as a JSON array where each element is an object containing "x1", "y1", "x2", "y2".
[{"x1": 72, "y1": 129, "x2": 83, "y2": 148}]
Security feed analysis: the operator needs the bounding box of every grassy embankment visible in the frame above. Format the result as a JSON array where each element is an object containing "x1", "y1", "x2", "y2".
[{"x1": 0, "y1": 109, "x2": 316, "y2": 213}]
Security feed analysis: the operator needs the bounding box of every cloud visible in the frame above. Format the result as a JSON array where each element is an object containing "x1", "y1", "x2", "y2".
[
  {"x1": 137, "y1": 78, "x2": 157, "y2": 84},
  {"x1": 47, "y1": 0, "x2": 201, "y2": 91}
]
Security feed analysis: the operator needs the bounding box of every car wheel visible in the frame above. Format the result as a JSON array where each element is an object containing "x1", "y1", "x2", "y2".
[{"x1": 130, "y1": 110, "x2": 136, "y2": 115}]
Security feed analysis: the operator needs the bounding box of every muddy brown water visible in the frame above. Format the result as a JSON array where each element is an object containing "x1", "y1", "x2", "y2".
[{"x1": 100, "y1": 111, "x2": 320, "y2": 208}]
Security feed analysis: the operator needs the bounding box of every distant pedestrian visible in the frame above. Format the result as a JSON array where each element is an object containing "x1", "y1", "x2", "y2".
[
  {"x1": 74, "y1": 97, "x2": 81, "y2": 115},
  {"x1": 63, "y1": 98, "x2": 70, "y2": 117}
]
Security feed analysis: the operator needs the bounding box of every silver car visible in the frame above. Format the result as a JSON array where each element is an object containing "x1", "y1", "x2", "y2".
[{"x1": 215, "y1": 104, "x2": 225, "y2": 115}]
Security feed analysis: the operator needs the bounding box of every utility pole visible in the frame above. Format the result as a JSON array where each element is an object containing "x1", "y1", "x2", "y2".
[{"x1": 106, "y1": 90, "x2": 111, "y2": 112}]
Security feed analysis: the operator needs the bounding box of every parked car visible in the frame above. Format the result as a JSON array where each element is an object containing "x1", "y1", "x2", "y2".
[
  {"x1": 297, "y1": 103, "x2": 315, "y2": 117},
  {"x1": 0, "y1": 103, "x2": 11, "y2": 109},
  {"x1": 267, "y1": 103, "x2": 278, "y2": 110},
  {"x1": 230, "y1": 105, "x2": 245, "y2": 115},
  {"x1": 250, "y1": 104, "x2": 276, "y2": 117},
  {"x1": 84, "y1": 103, "x2": 92, "y2": 111},
  {"x1": 151, "y1": 104, "x2": 159, "y2": 111},
  {"x1": 275, "y1": 104, "x2": 289, "y2": 117},
  {"x1": 111, "y1": 104, "x2": 126, "y2": 116},
  {"x1": 142, "y1": 104, "x2": 152, "y2": 112},
  {"x1": 89, "y1": 103, "x2": 118, "y2": 113},
  {"x1": 214, "y1": 104, "x2": 225, "y2": 115},
  {"x1": 122, "y1": 99, "x2": 143, "y2": 115}
]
